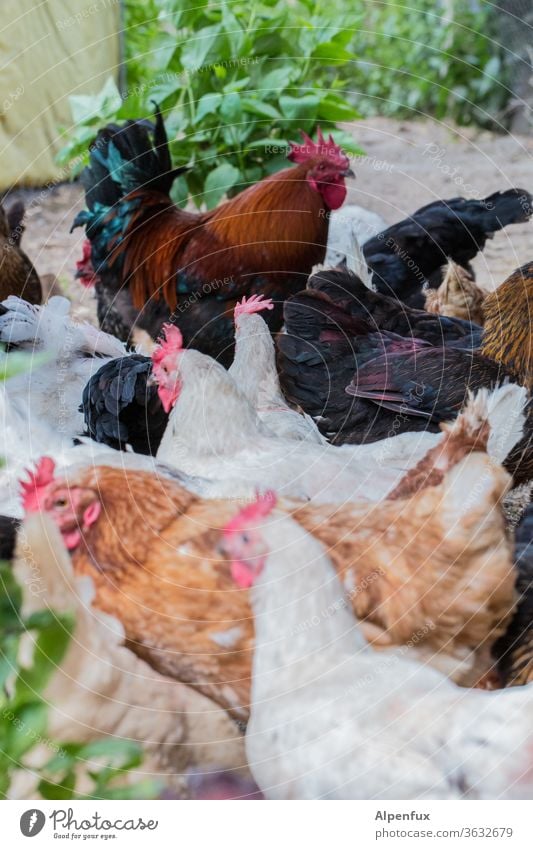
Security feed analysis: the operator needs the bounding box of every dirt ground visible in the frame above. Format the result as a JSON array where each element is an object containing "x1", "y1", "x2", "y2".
[{"x1": 10, "y1": 115, "x2": 533, "y2": 321}]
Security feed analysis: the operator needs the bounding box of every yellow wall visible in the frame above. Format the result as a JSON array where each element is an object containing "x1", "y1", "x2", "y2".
[{"x1": 0, "y1": 0, "x2": 121, "y2": 187}]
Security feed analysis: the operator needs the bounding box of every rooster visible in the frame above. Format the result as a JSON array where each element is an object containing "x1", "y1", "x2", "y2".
[
  {"x1": 222, "y1": 494, "x2": 533, "y2": 800},
  {"x1": 72, "y1": 108, "x2": 353, "y2": 365}
]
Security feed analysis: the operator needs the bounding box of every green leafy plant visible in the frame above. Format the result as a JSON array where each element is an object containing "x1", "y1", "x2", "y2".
[
  {"x1": 58, "y1": 1, "x2": 509, "y2": 208},
  {"x1": 58, "y1": 0, "x2": 362, "y2": 208}
]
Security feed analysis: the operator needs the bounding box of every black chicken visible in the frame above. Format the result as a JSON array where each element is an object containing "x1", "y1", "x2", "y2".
[
  {"x1": 81, "y1": 354, "x2": 167, "y2": 454},
  {"x1": 276, "y1": 268, "x2": 510, "y2": 444},
  {"x1": 363, "y1": 189, "x2": 533, "y2": 306}
]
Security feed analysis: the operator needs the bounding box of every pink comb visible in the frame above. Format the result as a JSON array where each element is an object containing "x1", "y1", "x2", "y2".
[
  {"x1": 20, "y1": 456, "x2": 56, "y2": 513},
  {"x1": 223, "y1": 491, "x2": 277, "y2": 539},
  {"x1": 234, "y1": 294, "x2": 274, "y2": 324},
  {"x1": 288, "y1": 128, "x2": 349, "y2": 169},
  {"x1": 152, "y1": 323, "x2": 183, "y2": 366}
]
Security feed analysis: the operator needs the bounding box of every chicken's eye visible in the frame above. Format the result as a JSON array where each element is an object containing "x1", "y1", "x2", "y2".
[
  {"x1": 241, "y1": 532, "x2": 250, "y2": 544},
  {"x1": 54, "y1": 498, "x2": 68, "y2": 509}
]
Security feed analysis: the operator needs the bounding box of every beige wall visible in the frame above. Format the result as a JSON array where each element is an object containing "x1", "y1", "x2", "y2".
[{"x1": 0, "y1": 0, "x2": 121, "y2": 187}]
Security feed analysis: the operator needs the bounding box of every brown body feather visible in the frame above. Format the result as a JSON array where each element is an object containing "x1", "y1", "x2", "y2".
[
  {"x1": 0, "y1": 201, "x2": 41, "y2": 303},
  {"x1": 482, "y1": 262, "x2": 533, "y2": 388},
  {"x1": 111, "y1": 161, "x2": 327, "y2": 322},
  {"x1": 425, "y1": 261, "x2": 486, "y2": 325}
]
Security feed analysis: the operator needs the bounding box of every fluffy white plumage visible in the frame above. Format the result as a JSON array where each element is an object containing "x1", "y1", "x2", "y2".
[
  {"x1": 0, "y1": 296, "x2": 127, "y2": 443},
  {"x1": 240, "y1": 510, "x2": 533, "y2": 800},
  {"x1": 324, "y1": 204, "x2": 386, "y2": 277},
  {"x1": 156, "y1": 343, "x2": 527, "y2": 504}
]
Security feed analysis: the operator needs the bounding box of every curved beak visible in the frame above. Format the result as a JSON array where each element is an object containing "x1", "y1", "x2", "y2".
[{"x1": 342, "y1": 167, "x2": 355, "y2": 178}]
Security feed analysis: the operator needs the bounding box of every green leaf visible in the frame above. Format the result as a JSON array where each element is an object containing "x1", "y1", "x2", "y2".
[
  {"x1": 317, "y1": 93, "x2": 359, "y2": 122},
  {"x1": 203, "y1": 162, "x2": 241, "y2": 208},
  {"x1": 279, "y1": 93, "x2": 320, "y2": 121},
  {"x1": 312, "y1": 42, "x2": 356, "y2": 63},
  {"x1": 220, "y1": 92, "x2": 242, "y2": 124},
  {"x1": 69, "y1": 77, "x2": 122, "y2": 125},
  {"x1": 5, "y1": 701, "x2": 48, "y2": 759},
  {"x1": 241, "y1": 98, "x2": 281, "y2": 120},
  {"x1": 77, "y1": 738, "x2": 142, "y2": 768},
  {"x1": 0, "y1": 352, "x2": 50, "y2": 381},
  {"x1": 83, "y1": 779, "x2": 160, "y2": 800},
  {"x1": 195, "y1": 92, "x2": 221, "y2": 122},
  {"x1": 258, "y1": 66, "x2": 295, "y2": 92},
  {"x1": 15, "y1": 613, "x2": 74, "y2": 703},
  {"x1": 38, "y1": 772, "x2": 76, "y2": 800},
  {"x1": 223, "y1": 76, "x2": 251, "y2": 93},
  {"x1": 180, "y1": 24, "x2": 222, "y2": 71}
]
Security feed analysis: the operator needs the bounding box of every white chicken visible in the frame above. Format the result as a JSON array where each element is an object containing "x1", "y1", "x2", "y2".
[
  {"x1": 153, "y1": 326, "x2": 438, "y2": 503},
  {"x1": 325, "y1": 204, "x2": 386, "y2": 268},
  {"x1": 222, "y1": 496, "x2": 533, "y2": 801},
  {"x1": 0, "y1": 295, "x2": 127, "y2": 443}
]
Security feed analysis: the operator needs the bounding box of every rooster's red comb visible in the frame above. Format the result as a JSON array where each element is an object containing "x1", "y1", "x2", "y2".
[
  {"x1": 288, "y1": 128, "x2": 349, "y2": 169},
  {"x1": 152, "y1": 323, "x2": 183, "y2": 366},
  {"x1": 223, "y1": 491, "x2": 277, "y2": 539},
  {"x1": 20, "y1": 456, "x2": 56, "y2": 513}
]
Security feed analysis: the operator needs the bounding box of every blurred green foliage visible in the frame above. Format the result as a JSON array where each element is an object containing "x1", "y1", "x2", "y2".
[
  {"x1": 353, "y1": 1, "x2": 509, "y2": 126},
  {"x1": 0, "y1": 557, "x2": 156, "y2": 799}
]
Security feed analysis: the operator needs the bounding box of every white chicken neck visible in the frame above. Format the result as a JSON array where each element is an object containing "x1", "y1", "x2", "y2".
[
  {"x1": 249, "y1": 515, "x2": 370, "y2": 683},
  {"x1": 158, "y1": 349, "x2": 269, "y2": 461}
]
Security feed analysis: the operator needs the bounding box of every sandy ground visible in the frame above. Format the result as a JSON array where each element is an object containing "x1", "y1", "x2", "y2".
[{"x1": 344, "y1": 116, "x2": 533, "y2": 290}]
